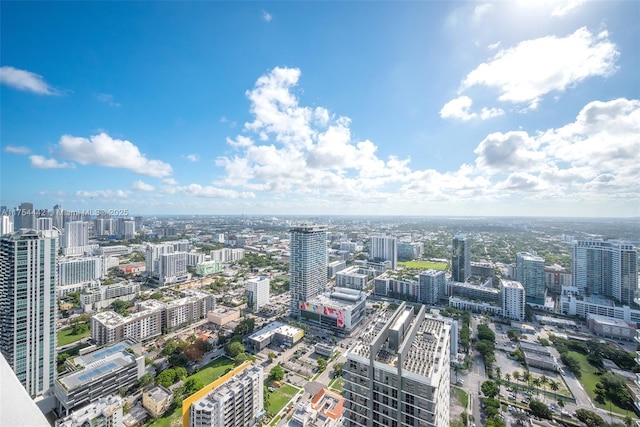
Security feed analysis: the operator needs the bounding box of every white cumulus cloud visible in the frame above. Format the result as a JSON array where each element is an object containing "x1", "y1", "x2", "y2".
[
  {"x1": 460, "y1": 27, "x2": 619, "y2": 109},
  {"x1": 4, "y1": 145, "x2": 31, "y2": 155},
  {"x1": 440, "y1": 96, "x2": 504, "y2": 121},
  {"x1": 54, "y1": 132, "x2": 173, "y2": 177},
  {"x1": 262, "y1": 10, "x2": 273, "y2": 22},
  {"x1": 132, "y1": 180, "x2": 155, "y2": 192},
  {"x1": 0, "y1": 66, "x2": 59, "y2": 95},
  {"x1": 29, "y1": 155, "x2": 75, "y2": 169}
]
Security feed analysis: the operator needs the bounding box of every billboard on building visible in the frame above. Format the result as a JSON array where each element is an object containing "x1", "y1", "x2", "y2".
[{"x1": 299, "y1": 302, "x2": 346, "y2": 328}]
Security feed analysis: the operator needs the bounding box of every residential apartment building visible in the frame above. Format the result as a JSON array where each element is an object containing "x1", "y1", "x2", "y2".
[
  {"x1": 290, "y1": 225, "x2": 328, "y2": 318},
  {"x1": 397, "y1": 242, "x2": 423, "y2": 261},
  {"x1": 451, "y1": 235, "x2": 471, "y2": 283},
  {"x1": 343, "y1": 303, "x2": 450, "y2": 427},
  {"x1": 0, "y1": 229, "x2": 58, "y2": 398},
  {"x1": 572, "y1": 240, "x2": 638, "y2": 305},
  {"x1": 501, "y1": 280, "x2": 526, "y2": 321},
  {"x1": 300, "y1": 287, "x2": 367, "y2": 335},
  {"x1": 336, "y1": 266, "x2": 369, "y2": 291},
  {"x1": 81, "y1": 281, "x2": 140, "y2": 312},
  {"x1": 91, "y1": 300, "x2": 164, "y2": 346},
  {"x1": 58, "y1": 256, "x2": 105, "y2": 287},
  {"x1": 418, "y1": 269, "x2": 445, "y2": 305},
  {"x1": 210, "y1": 248, "x2": 245, "y2": 263},
  {"x1": 544, "y1": 265, "x2": 572, "y2": 295},
  {"x1": 164, "y1": 290, "x2": 215, "y2": 331},
  {"x1": 159, "y1": 251, "x2": 191, "y2": 285},
  {"x1": 184, "y1": 362, "x2": 264, "y2": 427},
  {"x1": 246, "y1": 276, "x2": 270, "y2": 311},
  {"x1": 516, "y1": 252, "x2": 545, "y2": 305},
  {"x1": 370, "y1": 235, "x2": 397, "y2": 270}
]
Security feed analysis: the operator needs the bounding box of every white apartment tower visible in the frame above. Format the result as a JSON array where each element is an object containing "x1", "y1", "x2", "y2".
[
  {"x1": 501, "y1": 280, "x2": 525, "y2": 321},
  {"x1": 370, "y1": 235, "x2": 397, "y2": 270},
  {"x1": 343, "y1": 303, "x2": 450, "y2": 427},
  {"x1": 0, "y1": 212, "x2": 14, "y2": 235},
  {"x1": 516, "y1": 252, "x2": 545, "y2": 305},
  {"x1": 419, "y1": 269, "x2": 445, "y2": 305},
  {"x1": 573, "y1": 240, "x2": 638, "y2": 305},
  {"x1": 290, "y1": 225, "x2": 328, "y2": 318},
  {"x1": 188, "y1": 363, "x2": 264, "y2": 427},
  {"x1": 0, "y1": 229, "x2": 59, "y2": 398},
  {"x1": 246, "y1": 276, "x2": 270, "y2": 311}
]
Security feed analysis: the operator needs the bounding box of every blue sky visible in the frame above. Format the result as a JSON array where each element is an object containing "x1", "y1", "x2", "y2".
[{"x1": 1, "y1": 1, "x2": 638, "y2": 217}]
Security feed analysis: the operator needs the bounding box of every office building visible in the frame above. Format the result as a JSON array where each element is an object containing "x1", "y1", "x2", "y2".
[
  {"x1": 247, "y1": 322, "x2": 304, "y2": 353},
  {"x1": 37, "y1": 217, "x2": 53, "y2": 231},
  {"x1": 501, "y1": 280, "x2": 525, "y2": 321},
  {"x1": 55, "y1": 341, "x2": 143, "y2": 415},
  {"x1": 55, "y1": 395, "x2": 124, "y2": 427},
  {"x1": 516, "y1": 252, "x2": 546, "y2": 305},
  {"x1": 290, "y1": 225, "x2": 328, "y2": 318},
  {"x1": 369, "y1": 235, "x2": 397, "y2": 270},
  {"x1": 246, "y1": 276, "x2": 270, "y2": 311},
  {"x1": 451, "y1": 235, "x2": 471, "y2": 283},
  {"x1": 419, "y1": 269, "x2": 445, "y2": 305},
  {"x1": 52, "y1": 205, "x2": 64, "y2": 229},
  {"x1": 343, "y1": 303, "x2": 450, "y2": 427},
  {"x1": 183, "y1": 362, "x2": 264, "y2": 427},
  {"x1": 14, "y1": 202, "x2": 35, "y2": 230},
  {"x1": 0, "y1": 229, "x2": 59, "y2": 398},
  {"x1": 572, "y1": 240, "x2": 638, "y2": 305}
]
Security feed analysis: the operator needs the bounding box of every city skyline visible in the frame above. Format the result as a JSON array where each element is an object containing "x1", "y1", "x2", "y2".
[{"x1": 1, "y1": 1, "x2": 639, "y2": 217}]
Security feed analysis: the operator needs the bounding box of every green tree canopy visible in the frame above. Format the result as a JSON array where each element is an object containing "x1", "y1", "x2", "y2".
[
  {"x1": 270, "y1": 364, "x2": 285, "y2": 381},
  {"x1": 481, "y1": 380, "x2": 500, "y2": 399},
  {"x1": 225, "y1": 341, "x2": 246, "y2": 358}
]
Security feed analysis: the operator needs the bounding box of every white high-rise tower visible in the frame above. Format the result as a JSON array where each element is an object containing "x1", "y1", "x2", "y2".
[{"x1": 289, "y1": 225, "x2": 327, "y2": 318}]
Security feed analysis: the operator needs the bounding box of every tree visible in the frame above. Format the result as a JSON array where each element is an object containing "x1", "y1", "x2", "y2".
[
  {"x1": 317, "y1": 357, "x2": 327, "y2": 372},
  {"x1": 233, "y1": 317, "x2": 256, "y2": 336},
  {"x1": 512, "y1": 371, "x2": 521, "y2": 398},
  {"x1": 174, "y1": 367, "x2": 187, "y2": 381},
  {"x1": 224, "y1": 341, "x2": 245, "y2": 358},
  {"x1": 268, "y1": 352, "x2": 276, "y2": 363},
  {"x1": 575, "y1": 409, "x2": 607, "y2": 427},
  {"x1": 477, "y1": 324, "x2": 496, "y2": 342},
  {"x1": 504, "y1": 373, "x2": 511, "y2": 389},
  {"x1": 162, "y1": 338, "x2": 179, "y2": 356},
  {"x1": 333, "y1": 362, "x2": 344, "y2": 377},
  {"x1": 156, "y1": 369, "x2": 177, "y2": 388},
  {"x1": 270, "y1": 364, "x2": 285, "y2": 381},
  {"x1": 529, "y1": 400, "x2": 552, "y2": 419},
  {"x1": 481, "y1": 380, "x2": 500, "y2": 399},
  {"x1": 184, "y1": 378, "x2": 204, "y2": 396},
  {"x1": 506, "y1": 329, "x2": 519, "y2": 341}
]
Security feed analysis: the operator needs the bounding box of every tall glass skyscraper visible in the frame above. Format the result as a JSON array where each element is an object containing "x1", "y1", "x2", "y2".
[
  {"x1": 451, "y1": 235, "x2": 471, "y2": 283},
  {"x1": 0, "y1": 229, "x2": 59, "y2": 398},
  {"x1": 289, "y1": 225, "x2": 327, "y2": 318},
  {"x1": 516, "y1": 252, "x2": 546, "y2": 305},
  {"x1": 572, "y1": 240, "x2": 638, "y2": 305}
]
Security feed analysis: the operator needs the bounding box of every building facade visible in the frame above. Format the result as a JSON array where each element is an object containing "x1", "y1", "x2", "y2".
[
  {"x1": 289, "y1": 225, "x2": 328, "y2": 318},
  {"x1": 184, "y1": 362, "x2": 264, "y2": 427},
  {"x1": 572, "y1": 240, "x2": 638, "y2": 305},
  {"x1": 343, "y1": 303, "x2": 450, "y2": 427},
  {"x1": 369, "y1": 235, "x2": 397, "y2": 270},
  {"x1": 451, "y1": 235, "x2": 471, "y2": 283},
  {"x1": 246, "y1": 276, "x2": 270, "y2": 311},
  {"x1": 0, "y1": 229, "x2": 59, "y2": 398},
  {"x1": 501, "y1": 280, "x2": 526, "y2": 321},
  {"x1": 418, "y1": 269, "x2": 445, "y2": 305},
  {"x1": 516, "y1": 252, "x2": 545, "y2": 305}
]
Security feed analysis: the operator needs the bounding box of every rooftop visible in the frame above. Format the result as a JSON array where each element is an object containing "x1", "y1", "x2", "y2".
[{"x1": 58, "y1": 343, "x2": 137, "y2": 390}]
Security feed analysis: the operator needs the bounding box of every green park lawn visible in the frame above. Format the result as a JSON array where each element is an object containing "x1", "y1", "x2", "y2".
[
  {"x1": 329, "y1": 377, "x2": 344, "y2": 393},
  {"x1": 148, "y1": 357, "x2": 236, "y2": 427},
  {"x1": 398, "y1": 261, "x2": 448, "y2": 270},
  {"x1": 266, "y1": 384, "x2": 299, "y2": 417},
  {"x1": 57, "y1": 327, "x2": 91, "y2": 347},
  {"x1": 569, "y1": 351, "x2": 629, "y2": 416},
  {"x1": 451, "y1": 385, "x2": 468, "y2": 408}
]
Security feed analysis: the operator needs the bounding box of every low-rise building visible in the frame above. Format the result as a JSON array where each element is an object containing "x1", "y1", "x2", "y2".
[
  {"x1": 55, "y1": 395, "x2": 124, "y2": 427},
  {"x1": 81, "y1": 281, "x2": 140, "y2": 312},
  {"x1": 291, "y1": 388, "x2": 345, "y2": 427},
  {"x1": 587, "y1": 313, "x2": 636, "y2": 341},
  {"x1": 207, "y1": 307, "x2": 240, "y2": 327},
  {"x1": 314, "y1": 343, "x2": 334, "y2": 358},
  {"x1": 247, "y1": 322, "x2": 304, "y2": 353},
  {"x1": 143, "y1": 386, "x2": 173, "y2": 418},
  {"x1": 55, "y1": 341, "x2": 144, "y2": 415},
  {"x1": 520, "y1": 342, "x2": 557, "y2": 372}
]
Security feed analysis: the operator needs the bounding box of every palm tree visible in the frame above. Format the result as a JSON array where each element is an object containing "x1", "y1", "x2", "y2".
[
  {"x1": 540, "y1": 375, "x2": 548, "y2": 403},
  {"x1": 624, "y1": 415, "x2": 634, "y2": 427},
  {"x1": 549, "y1": 379, "x2": 559, "y2": 397},
  {"x1": 505, "y1": 373, "x2": 512, "y2": 390},
  {"x1": 532, "y1": 377, "x2": 542, "y2": 400},
  {"x1": 522, "y1": 370, "x2": 532, "y2": 394},
  {"x1": 513, "y1": 371, "x2": 521, "y2": 399},
  {"x1": 495, "y1": 367, "x2": 502, "y2": 394}
]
